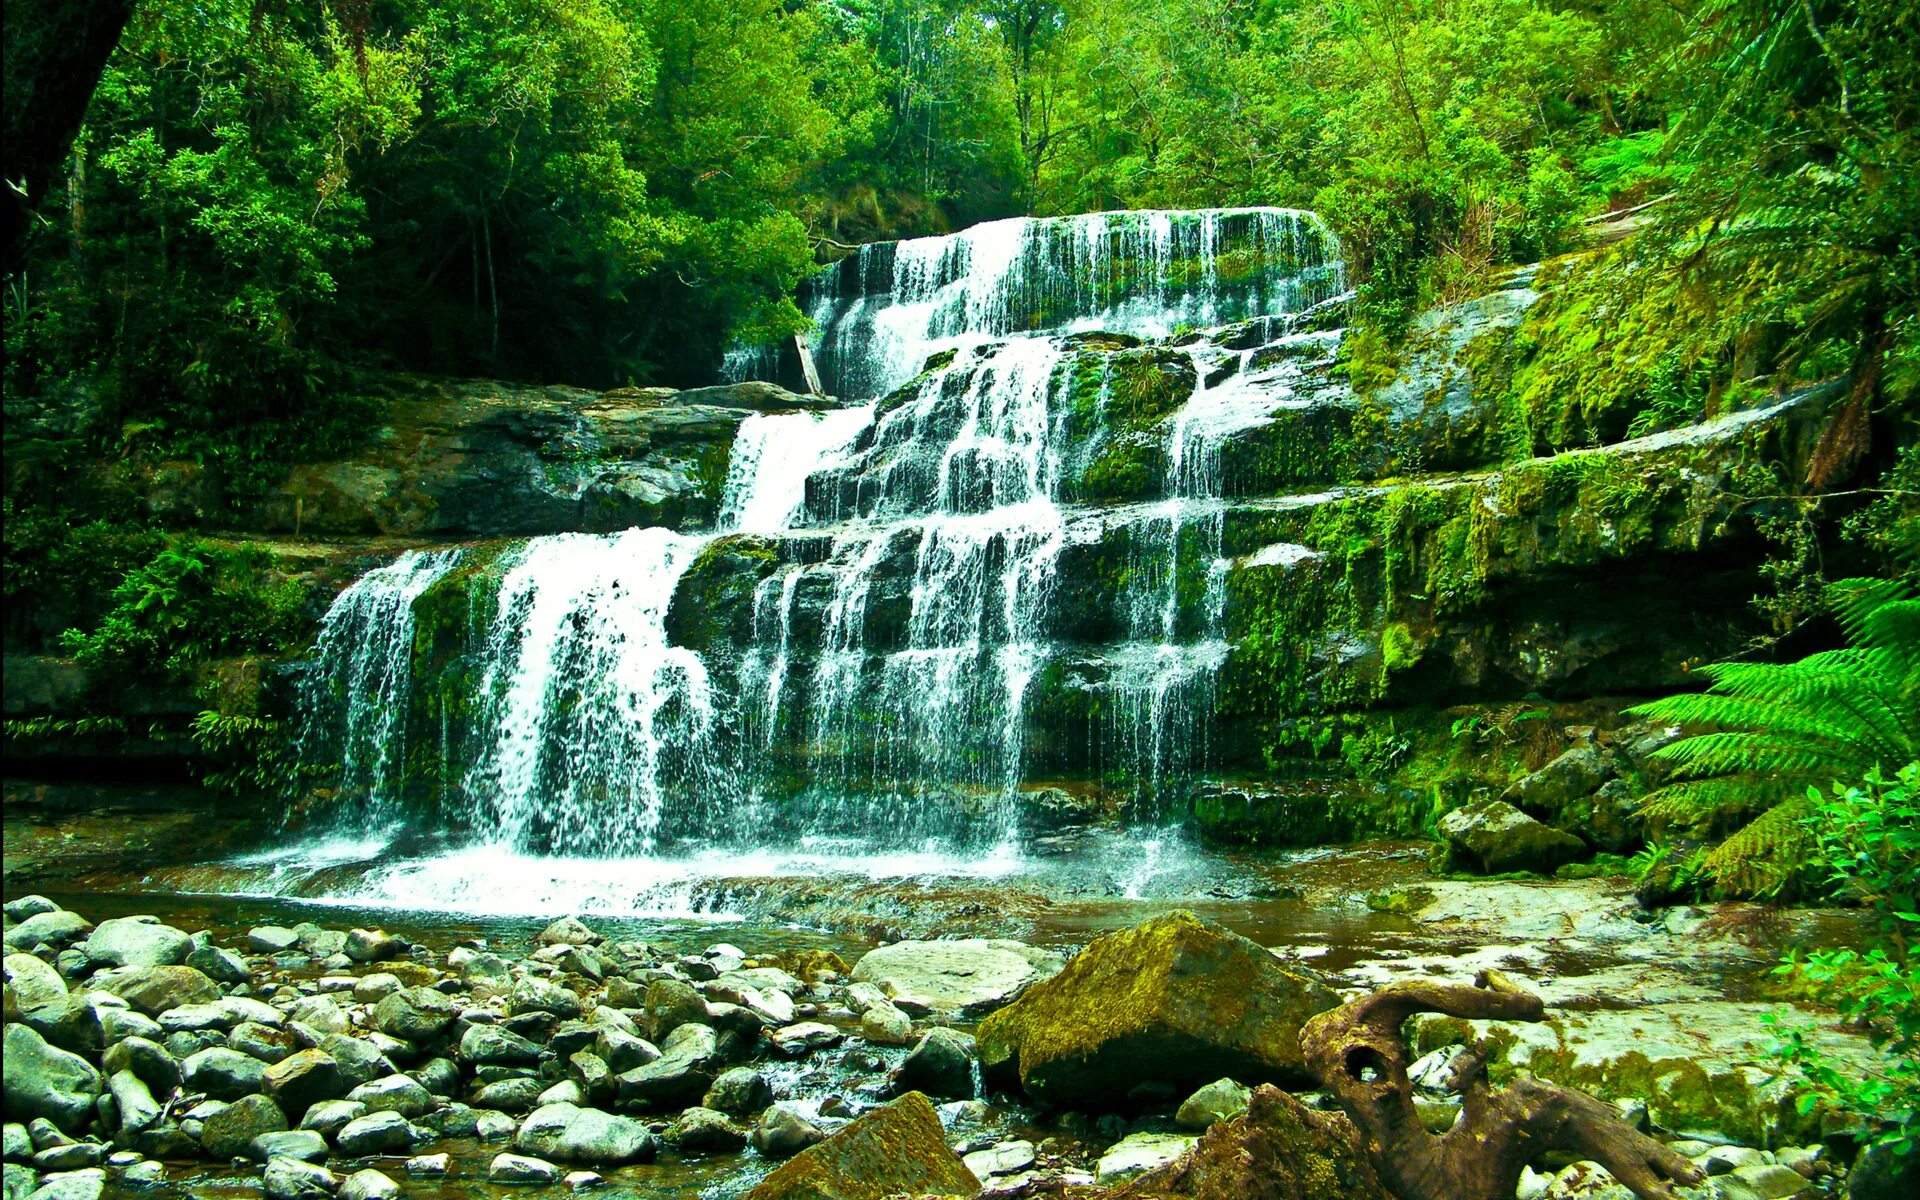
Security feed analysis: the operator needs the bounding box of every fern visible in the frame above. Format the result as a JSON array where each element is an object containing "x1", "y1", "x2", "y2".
[{"x1": 1627, "y1": 577, "x2": 1920, "y2": 895}]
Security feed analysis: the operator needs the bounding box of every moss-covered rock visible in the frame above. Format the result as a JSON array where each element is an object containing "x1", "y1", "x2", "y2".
[
  {"x1": 1096, "y1": 1084, "x2": 1386, "y2": 1200},
  {"x1": 742, "y1": 1090, "x2": 979, "y2": 1200},
  {"x1": 976, "y1": 911, "x2": 1339, "y2": 1109}
]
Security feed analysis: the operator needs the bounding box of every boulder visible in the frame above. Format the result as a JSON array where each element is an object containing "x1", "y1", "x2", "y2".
[
  {"x1": 262, "y1": 1050, "x2": 346, "y2": 1117},
  {"x1": 183, "y1": 1047, "x2": 267, "y2": 1100},
  {"x1": 751, "y1": 1105, "x2": 825, "y2": 1159},
  {"x1": 96, "y1": 966, "x2": 219, "y2": 1016},
  {"x1": 614, "y1": 1024, "x2": 719, "y2": 1109},
  {"x1": 489, "y1": 1153, "x2": 561, "y2": 1185},
  {"x1": 1506, "y1": 747, "x2": 1615, "y2": 811},
  {"x1": 1094, "y1": 1085, "x2": 1386, "y2": 1199},
  {"x1": 370, "y1": 989, "x2": 457, "y2": 1043},
  {"x1": 640, "y1": 980, "x2": 707, "y2": 1041},
  {"x1": 261, "y1": 1156, "x2": 336, "y2": 1200},
  {"x1": 318, "y1": 1036, "x2": 392, "y2": 1090},
  {"x1": 346, "y1": 1075, "x2": 434, "y2": 1119},
  {"x1": 1437, "y1": 800, "x2": 1587, "y2": 874},
  {"x1": 536, "y1": 918, "x2": 601, "y2": 947},
  {"x1": 81, "y1": 919, "x2": 191, "y2": 970},
  {"x1": 513, "y1": 1104, "x2": 656, "y2": 1166},
  {"x1": 964, "y1": 1140, "x2": 1036, "y2": 1179},
  {"x1": 1175, "y1": 1078, "x2": 1252, "y2": 1130},
  {"x1": 743, "y1": 1091, "x2": 979, "y2": 1200},
  {"x1": 19, "y1": 1168, "x2": 105, "y2": 1200},
  {"x1": 849, "y1": 939, "x2": 1064, "y2": 1016},
  {"x1": 343, "y1": 930, "x2": 404, "y2": 965},
  {"x1": 102, "y1": 1037, "x2": 179, "y2": 1096},
  {"x1": 858, "y1": 1004, "x2": 914, "y2": 1047},
  {"x1": 459, "y1": 1025, "x2": 544, "y2": 1066},
  {"x1": 508, "y1": 978, "x2": 582, "y2": 1019},
  {"x1": 335, "y1": 1111, "x2": 422, "y2": 1156},
  {"x1": 1097, "y1": 1133, "x2": 1200, "y2": 1185},
  {"x1": 768, "y1": 1022, "x2": 843, "y2": 1057},
  {"x1": 247, "y1": 928, "x2": 302, "y2": 954},
  {"x1": 4, "y1": 911, "x2": 92, "y2": 954},
  {"x1": 976, "y1": 912, "x2": 1338, "y2": 1108},
  {"x1": 3, "y1": 1025, "x2": 100, "y2": 1133},
  {"x1": 200, "y1": 1095, "x2": 289, "y2": 1160},
  {"x1": 339, "y1": 1169, "x2": 399, "y2": 1200},
  {"x1": 298, "y1": 1101, "x2": 366, "y2": 1140},
  {"x1": 894, "y1": 1028, "x2": 975, "y2": 1099},
  {"x1": 702, "y1": 1068, "x2": 772, "y2": 1116},
  {"x1": 4, "y1": 954, "x2": 68, "y2": 1014},
  {"x1": 664, "y1": 1107, "x2": 746, "y2": 1154},
  {"x1": 247, "y1": 1130, "x2": 329, "y2": 1163}
]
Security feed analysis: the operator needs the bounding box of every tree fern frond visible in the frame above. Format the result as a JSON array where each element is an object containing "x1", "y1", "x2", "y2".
[
  {"x1": 1702, "y1": 795, "x2": 1817, "y2": 898},
  {"x1": 1640, "y1": 776, "x2": 1783, "y2": 828}
]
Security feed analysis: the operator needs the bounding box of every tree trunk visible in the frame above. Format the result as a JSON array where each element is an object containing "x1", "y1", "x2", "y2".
[
  {"x1": 3, "y1": 0, "x2": 136, "y2": 277},
  {"x1": 1300, "y1": 970, "x2": 1706, "y2": 1200}
]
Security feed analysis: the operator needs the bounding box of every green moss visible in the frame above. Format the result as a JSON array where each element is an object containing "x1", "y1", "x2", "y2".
[{"x1": 1365, "y1": 886, "x2": 1436, "y2": 914}]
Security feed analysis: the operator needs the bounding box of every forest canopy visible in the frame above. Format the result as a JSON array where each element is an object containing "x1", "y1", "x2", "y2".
[{"x1": 3, "y1": 0, "x2": 1915, "y2": 441}]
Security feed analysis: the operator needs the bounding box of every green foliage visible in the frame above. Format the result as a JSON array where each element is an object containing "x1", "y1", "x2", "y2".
[
  {"x1": 1628, "y1": 577, "x2": 1920, "y2": 896},
  {"x1": 189, "y1": 710, "x2": 297, "y2": 798},
  {"x1": 58, "y1": 539, "x2": 306, "y2": 683},
  {"x1": 1770, "y1": 762, "x2": 1920, "y2": 1154}
]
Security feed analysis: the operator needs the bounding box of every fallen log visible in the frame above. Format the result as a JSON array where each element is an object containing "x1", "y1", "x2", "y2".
[{"x1": 1300, "y1": 969, "x2": 1707, "y2": 1200}]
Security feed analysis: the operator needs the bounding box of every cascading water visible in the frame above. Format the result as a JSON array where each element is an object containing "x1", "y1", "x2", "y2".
[{"x1": 268, "y1": 206, "x2": 1345, "y2": 912}]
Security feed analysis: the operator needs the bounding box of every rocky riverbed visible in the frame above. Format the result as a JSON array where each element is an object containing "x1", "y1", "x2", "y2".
[{"x1": 2, "y1": 863, "x2": 1904, "y2": 1200}]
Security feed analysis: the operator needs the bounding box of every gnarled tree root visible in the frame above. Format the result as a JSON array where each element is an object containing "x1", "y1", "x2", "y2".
[{"x1": 1300, "y1": 969, "x2": 1707, "y2": 1200}]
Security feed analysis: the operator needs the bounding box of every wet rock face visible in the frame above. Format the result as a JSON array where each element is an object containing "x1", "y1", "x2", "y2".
[
  {"x1": 977, "y1": 911, "x2": 1339, "y2": 1109},
  {"x1": 743, "y1": 1091, "x2": 980, "y2": 1200}
]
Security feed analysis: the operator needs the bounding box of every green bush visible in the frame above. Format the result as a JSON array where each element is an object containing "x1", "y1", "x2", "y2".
[{"x1": 1770, "y1": 762, "x2": 1920, "y2": 1155}]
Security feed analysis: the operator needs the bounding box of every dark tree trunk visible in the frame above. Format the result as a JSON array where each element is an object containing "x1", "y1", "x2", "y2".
[
  {"x1": 1301, "y1": 969, "x2": 1707, "y2": 1200},
  {"x1": 3, "y1": 0, "x2": 136, "y2": 278}
]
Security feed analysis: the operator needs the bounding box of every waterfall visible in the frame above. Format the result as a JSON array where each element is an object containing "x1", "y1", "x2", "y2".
[
  {"x1": 733, "y1": 207, "x2": 1344, "y2": 399},
  {"x1": 290, "y1": 206, "x2": 1346, "y2": 869},
  {"x1": 293, "y1": 548, "x2": 464, "y2": 824}
]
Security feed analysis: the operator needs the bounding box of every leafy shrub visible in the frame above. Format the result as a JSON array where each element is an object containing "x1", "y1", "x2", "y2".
[
  {"x1": 59, "y1": 539, "x2": 306, "y2": 683},
  {"x1": 1770, "y1": 762, "x2": 1920, "y2": 1156}
]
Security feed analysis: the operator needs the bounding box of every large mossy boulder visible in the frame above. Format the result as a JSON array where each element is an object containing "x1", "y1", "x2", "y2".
[
  {"x1": 743, "y1": 1091, "x2": 978, "y2": 1200},
  {"x1": 1437, "y1": 799, "x2": 1587, "y2": 874},
  {"x1": 975, "y1": 911, "x2": 1338, "y2": 1109},
  {"x1": 1096, "y1": 1084, "x2": 1385, "y2": 1199}
]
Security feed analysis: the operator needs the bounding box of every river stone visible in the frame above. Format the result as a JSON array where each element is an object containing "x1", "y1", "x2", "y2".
[
  {"x1": 319, "y1": 1036, "x2": 392, "y2": 1090},
  {"x1": 82, "y1": 918, "x2": 191, "y2": 970},
  {"x1": 2, "y1": 1165, "x2": 30, "y2": 1200},
  {"x1": 537, "y1": 918, "x2": 601, "y2": 947},
  {"x1": 4, "y1": 1025, "x2": 101, "y2": 1133},
  {"x1": 1097, "y1": 1132, "x2": 1201, "y2": 1185},
  {"x1": 288, "y1": 997, "x2": 351, "y2": 1035},
  {"x1": 106, "y1": 1070, "x2": 162, "y2": 1136},
  {"x1": 350, "y1": 975, "x2": 400, "y2": 1004},
  {"x1": 894, "y1": 1028, "x2": 975, "y2": 1099},
  {"x1": 184, "y1": 944, "x2": 250, "y2": 986},
  {"x1": 4, "y1": 912, "x2": 92, "y2": 954},
  {"x1": 460, "y1": 1025, "x2": 544, "y2": 1066},
  {"x1": 231, "y1": 1022, "x2": 294, "y2": 1064},
  {"x1": 339, "y1": 1169, "x2": 399, "y2": 1200},
  {"x1": 849, "y1": 939, "x2": 1063, "y2": 1016},
  {"x1": 201, "y1": 1095, "x2": 288, "y2": 1160},
  {"x1": 96, "y1": 966, "x2": 219, "y2": 1016},
  {"x1": 489, "y1": 1153, "x2": 562, "y2": 1185},
  {"x1": 976, "y1": 911, "x2": 1338, "y2": 1108},
  {"x1": 1100, "y1": 1084, "x2": 1387, "y2": 1199},
  {"x1": 184, "y1": 1047, "x2": 267, "y2": 1100},
  {"x1": 744, "y1": 1091, "x2": 979, "y2": 1200},
  {"x1": 858, "y1": 1003, "x2": 913, "y2": 1046},
  {"x1": 1175, "y1": 1078, "x2": 1252, "y2": 1129},
  {"x1": 664, "y1": 1107, "x2": 746, "y2": 1154},
  {"x1": 346, "y1": 1074, "x2": 434, "y2": 1118},
  {"x1": 472, "y1": 1077, "x2": 546, "y2": 1114},
  {"x1": 335, "y1": 1111, "x2": 421, "y2": 1156},
  {"x1": 344, "y1": 929, "x2": 404, "y2": 965},
  {"x1": 102, "y1": 1036, "x2": 179, "y2": 1097},
  {"x1": 750, "y1": 1105, "x2": 825, "y2": 1159},
  {"x1": 371, "y1": 989, "x2": 457, "y2": 1042},
  {"x1": 1847, "y1": 1138, "x2": 1919, "y2": 1200},
  {"x1": 298, "y1": 1100, "x2": 365, "y2": 1140},
  {"x1": 262, "y1": 1050, "x2": 346, "y2": 1117},
  {"x1": 1438, "y1": 799, "x2": 1587, "y2": 874},
  {"x1": 262, "y1": 1156, "x2": 336, "y2": 1200},
  {"x1": 248, "y1": 1130, "x2": 329, "y2": 1164},
  {"x1": 508, "y1": 978, "x2": 582, "y2": 1019},
  {"x1": 4, "y1": 954, "x2": 68, "y2": 1014},
  {"x1": 515, "y1": 1104, "x2": 657, "y2": 1165},
  {"x1": 641, "y1": 980, "x2": 707, "y2": 1040},
  {"x1": 963, "y1": 1140, "x2": 1035, "y2": 1178},
  {"x1": 702, "y1": 1068, "x2": 772, "y2": 1116},
  {"x1": 614, "y1": 1024, "x2": 718, "y2": 1109},
  {"x1": 769, "y1": 1022, "x2": 843, "y2": 1057},
  {"x1": 23, "y1": 1169, "x2": 105, "y2": 1200}
]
